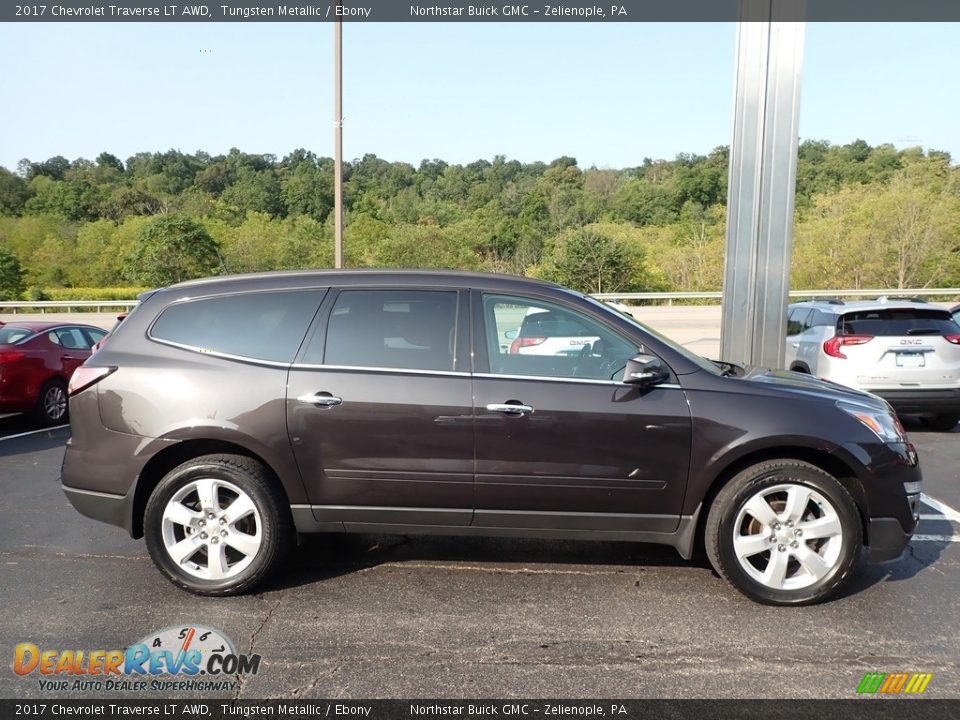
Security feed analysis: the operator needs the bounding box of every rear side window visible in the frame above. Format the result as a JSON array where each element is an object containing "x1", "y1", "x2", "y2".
[
  {"x1": 56, "y1": 327, "x2": 92, "y2": 350},
  {"x1": 839, "y1": 308, "x2": 958, "y2": 336},
  {"x1": 321, "y1": 290, "x2": 458, "y2": 371},
  {"x1": 786, "y1": 308, "x2": 810, "y2": 336},
  {"x1": 0, "y1": 327, "x2": 33, "y2": 344},
  {"x1": 150, "y1": 290, "x2": 325, "y2": 363}
]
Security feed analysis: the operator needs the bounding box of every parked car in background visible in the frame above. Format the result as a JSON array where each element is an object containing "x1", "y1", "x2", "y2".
[
  {"x1": 0, "y1": 321, "x2": 108, "y2": 424},
  {"x1": 785, "y1": 298, "x2": 960, "y2": 430},
  {"x1": 63, "y1": 271, "x2": 921, "y2": 605},
  {"x1": 91, "y1": 312, "x2": 128, "y2": 352}
]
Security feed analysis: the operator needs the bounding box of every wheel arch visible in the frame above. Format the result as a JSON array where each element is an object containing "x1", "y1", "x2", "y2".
[
  {"x1": 130, "y1": 439, "x2": 289, "y2": 539},
  {"x1": 694, "y1": 446, "x2": 868, "y2": 554}
]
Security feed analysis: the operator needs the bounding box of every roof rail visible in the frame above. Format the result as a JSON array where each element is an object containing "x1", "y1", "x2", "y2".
[{"x1": 812, "y1": 297, "x2": 845, "y2": 305}]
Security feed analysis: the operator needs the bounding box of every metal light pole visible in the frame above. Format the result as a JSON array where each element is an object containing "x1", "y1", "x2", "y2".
[
  {"x1": 720, "y1": 0, "x2": 805, "y2": 367},
  {"x1": 333, "y1": 19, "x2": 344, "y2": 269}
]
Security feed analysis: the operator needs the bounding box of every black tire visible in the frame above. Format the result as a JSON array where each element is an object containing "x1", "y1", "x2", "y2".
[
  {"x1": 32, "y1": 378, "x2": 68, "y2": 426},
  {"x1": 705, "y1": 459, "x2": 862, "y2": 606},
  {"x1": 926, "y1": 414, "x2": 959, "y2": 432},
  {"x1": 144, "y1": 454, "x2": 292, "y2": 596}
]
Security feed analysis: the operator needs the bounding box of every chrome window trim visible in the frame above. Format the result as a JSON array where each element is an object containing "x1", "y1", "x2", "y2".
[
  {"x1": 148, "y1": 337, "x2": 294, "y2": 368},
  {"x1": 291, "y1": 363, "x2": 469, "y2": 377},
  {"x1": 475, "y1": 372, "x2": 681, "y2": 388},
  {"x1": 289, "y1": 362, "x2": 681, "y2": 388}
]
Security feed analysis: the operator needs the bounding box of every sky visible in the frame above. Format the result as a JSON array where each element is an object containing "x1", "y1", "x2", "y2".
[{"x1": 0, "y1": 21, "x2": 958, "y2": 171}]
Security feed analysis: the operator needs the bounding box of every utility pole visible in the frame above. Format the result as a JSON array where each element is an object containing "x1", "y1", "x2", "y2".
[{"x1": 333, "y1": 18, "x2": 344, "y2": 269}]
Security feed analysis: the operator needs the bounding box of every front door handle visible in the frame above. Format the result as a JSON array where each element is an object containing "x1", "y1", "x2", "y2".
[
  {"x1": 298, "y1": 392, "x2": 343, "y2": 407},
  {"x1": 486, "y1": 402, "x2": 534, "y2": 415}
]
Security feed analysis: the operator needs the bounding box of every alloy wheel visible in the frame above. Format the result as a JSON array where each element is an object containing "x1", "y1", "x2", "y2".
[
  {"x1": 160, "y1": 477, "x2": 262, "y2": 580},
  {"x1": 732, "y1": 483, "x2": 844, "y2": 591}
]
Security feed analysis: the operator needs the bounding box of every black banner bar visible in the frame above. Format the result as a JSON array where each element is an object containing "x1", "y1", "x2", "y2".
[
  {"x1": 3, "y1": 0, "x2": 960, "y2": 23},
  {"x1": 2, "y1": 700, "x2": 959, "y2": 720}
]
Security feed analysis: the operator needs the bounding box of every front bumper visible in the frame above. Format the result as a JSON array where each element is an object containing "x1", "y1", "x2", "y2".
[
  {"x1": 867, "y1": 517, "x2": 914, "y2": 562},
  {"x1": 837, "y1": 440, "x2": 920, "y2": 564}
]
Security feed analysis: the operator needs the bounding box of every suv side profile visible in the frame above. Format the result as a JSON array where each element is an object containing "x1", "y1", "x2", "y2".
[
  {"x1": 785, "y1": 298, "x2": 960, "y2": 431},
  {"x1": 63, "y1": 271, "x2": 921, "y2": 605}
]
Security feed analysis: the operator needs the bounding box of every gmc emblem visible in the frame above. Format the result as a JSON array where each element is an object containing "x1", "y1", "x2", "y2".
[{"x1": 900, "y1": 338, "x2": 923, "y2": 345}]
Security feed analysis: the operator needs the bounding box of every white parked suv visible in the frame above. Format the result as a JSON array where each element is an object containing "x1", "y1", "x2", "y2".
[{"x1": 785, "y1": 298, "x2": 960, "y2": 430}]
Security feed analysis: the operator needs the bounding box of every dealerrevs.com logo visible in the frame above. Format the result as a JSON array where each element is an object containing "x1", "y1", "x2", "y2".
[{"x1": 12, "y1": 625, "x2": 260, "y2": 693}]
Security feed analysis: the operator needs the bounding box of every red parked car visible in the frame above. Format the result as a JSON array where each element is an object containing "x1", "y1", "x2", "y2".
[{"x1": 0, "y1": 321, "x2": 108, "y2": 424}]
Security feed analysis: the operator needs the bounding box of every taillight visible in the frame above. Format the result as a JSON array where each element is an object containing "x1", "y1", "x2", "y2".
[
  {"x1": 0, "y1": 351, "x2": 25, "y2": 364},
  {"x1": 509, "y1": 337, "x2": 546, "y2": 353},
  {"x1": 823, "y1": 335, "x2": 873, "y2": 359},
  {"x1": 946, "y1": 335, "x2": 960, "y2": 345},
  {"x1": 68, "y1": 366, "x2": 116, "y2": 396}
]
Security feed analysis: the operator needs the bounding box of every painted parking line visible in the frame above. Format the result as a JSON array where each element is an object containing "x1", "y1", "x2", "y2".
[
  {"x1": 921, "y1": 494, "x2": 960, "y2": 524},
  {"x1": 0, "y1": 424, "x2": 68, "y2": 441},
  {"x1": 913, "y1": 494, "x2": 960, "y2": 544}
]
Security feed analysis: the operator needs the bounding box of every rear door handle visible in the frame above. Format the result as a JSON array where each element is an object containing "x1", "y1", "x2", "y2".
[
  {"x1": 298, "y1": 392, "x2": 343, "y2": 407},
  {"x1": 486, "y1": 403, "x2": 534, "y2": 415},
  {"x1": 791, "y1": 343, "x2": 800, "y2": 348}
]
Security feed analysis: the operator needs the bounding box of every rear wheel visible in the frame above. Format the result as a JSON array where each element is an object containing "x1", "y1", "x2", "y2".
[
  {"x1": 32, "y1": 379, "x2": 68, "y2": 426},
  {"x1": 144, "y1": 454, "x2": 292, "y2": 596},
  {"x1": 705, "y1": 460, "x2": 862, "y2": 605},
  {"x1": 925, "y1": 414, "x2": 959, "y2": 432}
]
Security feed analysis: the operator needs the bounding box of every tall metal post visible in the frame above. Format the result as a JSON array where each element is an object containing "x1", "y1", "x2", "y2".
[
  {"x1": 333, "y1": 19, "x2": 344, "y2": 269},
  {"x1": 720, "y1": 1, "x2": 805, "y2": 367}
]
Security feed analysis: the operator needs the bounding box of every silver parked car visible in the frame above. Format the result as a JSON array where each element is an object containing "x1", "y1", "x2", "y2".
[{"x1": 785, "y1": 298, "x2": 960, "y2": 431}]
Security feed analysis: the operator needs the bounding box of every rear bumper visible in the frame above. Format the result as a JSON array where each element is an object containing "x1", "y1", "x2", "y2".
[
  {"x1": 868, "y1": 388, "x2": 960, "y2": 414},
  {"x1": 62, "y1": 484, "x2": 135, "y2": 534}
]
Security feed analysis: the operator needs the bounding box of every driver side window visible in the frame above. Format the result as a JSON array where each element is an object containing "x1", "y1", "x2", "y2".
[{"x1": 482, "y1": 294, "x2": 637, "y2": 381}]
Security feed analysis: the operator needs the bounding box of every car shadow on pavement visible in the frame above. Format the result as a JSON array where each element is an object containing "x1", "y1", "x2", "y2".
[
  {"x1": 831, "y1": 539, "x2": 951, "y2": 601},
  {"x1": 0, "y1": 429, "x2": 69, "y2": 459},
  {"x1": 263, "y1": 533, "x2": 713, "y2": 592}
]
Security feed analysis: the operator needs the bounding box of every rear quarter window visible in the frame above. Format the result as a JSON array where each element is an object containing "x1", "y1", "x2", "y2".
[{"x1": 149, "y1": 290, "x2": 325, "y2": 363}]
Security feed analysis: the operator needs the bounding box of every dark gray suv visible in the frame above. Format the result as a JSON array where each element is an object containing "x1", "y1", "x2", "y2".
[{"x1": 62, "y1": 271, "x2": 922, "y2": 605}]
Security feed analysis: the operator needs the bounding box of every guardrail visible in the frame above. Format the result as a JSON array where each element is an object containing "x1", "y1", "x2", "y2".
[
  {"x1": 1, "y1": 288, "x2": 959, "y2": 313},
  {"x1": 0, "y1": 300, "x2": 138, "y2": 313},
  {"x1": 594, "y1": 288, "x2": 960, "y2": 304}
]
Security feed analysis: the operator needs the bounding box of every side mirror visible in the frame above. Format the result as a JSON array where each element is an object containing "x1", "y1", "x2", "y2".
[
  {"x1": 504, "y1": 329, "x2": 519, "y2": 340},
  {"x1": 622, "y1": 354, "x2": 669, "y2": 386}
]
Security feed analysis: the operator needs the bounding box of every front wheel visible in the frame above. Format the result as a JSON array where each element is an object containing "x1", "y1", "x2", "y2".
[
  {"x1": 705, "y1": 460, "x2": 862, "y2": 605},
  {"x1": 144, "y1": 454, "x2": 292, "y2": 596}
]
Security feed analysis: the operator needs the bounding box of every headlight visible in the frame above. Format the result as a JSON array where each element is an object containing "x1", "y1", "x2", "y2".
[{"x1": 837, "y1": 401, "x2": 906, "y2": 443}]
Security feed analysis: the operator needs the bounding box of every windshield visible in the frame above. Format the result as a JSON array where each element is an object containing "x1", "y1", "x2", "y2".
[
  {"x1": 0, "y1": 326, "x2": 34, "y2": 345},
  {"x1": 579, "y1": 294, "x2": 723, "y2": 375}
]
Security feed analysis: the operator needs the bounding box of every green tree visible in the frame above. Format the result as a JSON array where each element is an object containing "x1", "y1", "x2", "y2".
[
  {"x1": 0, "y1": 168, "x2": 31, "y2": 216},
  {"x1": 125, "y1": 215, "x2": 221, "y2": 286},
  {"x1": 220, "y1": 167, "x2": 283, "y2": 217},
  {"x1": 534, "y1": 224, "x2": 659, "y2": 294},
  {"x1": 0, "y1": 246, "x2": 24, "y2": 300}
]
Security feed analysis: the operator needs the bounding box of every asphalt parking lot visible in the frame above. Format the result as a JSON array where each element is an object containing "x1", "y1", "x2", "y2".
[
  {"x1": 0, "y1": 413, "x2": 958, "y2": 700},
  {"x1": 1, "y1": 308, "x2": 958, "y2": 700}
]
